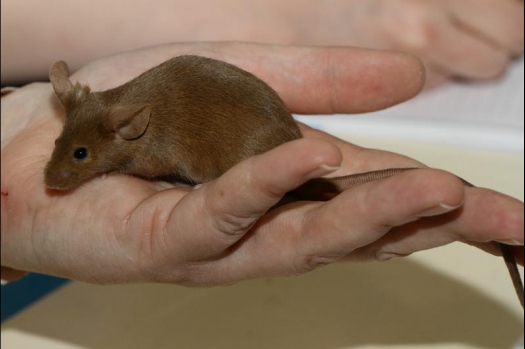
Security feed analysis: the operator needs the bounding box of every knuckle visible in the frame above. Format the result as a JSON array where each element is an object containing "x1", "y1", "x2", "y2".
[
  {"x1": 478, "y1": 54, "x2": 509, "y2": 80},
  {"x1": 385, "y1": 2, "x2": 439, "y2": 52},
  {"x1": 294, "y1": 253, "x2": 344, "y2": 274},
  {"x1": 466, "y1": 52, "x2": 510, "y2": 80},
  {"x1": 147, "y1": 263, "x2": 199, "y2": 286},
  {"x1": 211, "y1": 211, "x2": 256, "y2": 239},
  {"x1": 252, "y1": 175, "x2": 287, "y2": 201},
  {"x1": 506, "y1": 28, "x2": 524, "y2": 54},
  {"x1": 406, "y1": 22, "x2": 438, "y2": 53},
  {"x1": 203, "y1": 193, "x2": 258, "y2": 241},
  {"x1": 375, "y1": 251, "x2": 412, "y2": 262},
  {"x1": 510, "y1": 14, "x2": 524, "y2": 53},
  {"x1": 203, "y1": 175, "x2": 268, "y2": 241},
  {"x1": 244, "y1": 161, "x2": 288, "y2": 202},
  {"x1": 123, "y1": 203, "x2": 169, "y2": 270}
]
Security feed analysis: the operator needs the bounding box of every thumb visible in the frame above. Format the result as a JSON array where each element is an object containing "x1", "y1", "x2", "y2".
[{"x1": 164, "y1": 138, "x2": 343, "y2": 263}]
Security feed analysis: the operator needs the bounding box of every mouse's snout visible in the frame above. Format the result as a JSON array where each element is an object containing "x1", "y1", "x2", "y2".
[
  {"x1": 56, "y1": 170, "x2": 74, "y2": 181},
  {"x1": 44, "y1": 167, "x2": 80, "y2": 191}
]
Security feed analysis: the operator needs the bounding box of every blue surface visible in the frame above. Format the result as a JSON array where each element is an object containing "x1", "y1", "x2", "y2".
[{"x1": 1, "y1": 273, "x2": 69, "y2": 322}]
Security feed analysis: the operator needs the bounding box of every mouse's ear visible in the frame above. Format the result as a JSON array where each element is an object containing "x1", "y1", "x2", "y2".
[
  {"x1": 49, "y1": 61, "x2": 74, "y2": 106},
  {"x1": 106, "y1": 104, "x2": 152, "y2": 140}
]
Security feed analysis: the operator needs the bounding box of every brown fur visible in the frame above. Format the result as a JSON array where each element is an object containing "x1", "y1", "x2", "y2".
[{"x1": 45, "y1": 55, "x2": 302, "y2": 190}]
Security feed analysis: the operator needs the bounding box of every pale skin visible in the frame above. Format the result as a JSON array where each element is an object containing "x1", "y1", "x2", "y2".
[
  {"x1": 1, "y1": 0, "x2": 523, "y2": 86},
  {"x1": 1, "y1": 43, "x2": 523, "y2": 285}
]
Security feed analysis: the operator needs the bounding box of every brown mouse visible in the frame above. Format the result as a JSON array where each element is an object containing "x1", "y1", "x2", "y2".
[
  {"x1": 45, "y1": 55, "x2": 301, "y2": 190},
  {"x1": 44, "y1": 55, "x2": 523, "y2": 308}
]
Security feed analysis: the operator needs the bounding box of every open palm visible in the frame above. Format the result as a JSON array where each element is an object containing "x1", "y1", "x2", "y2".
[{"x1": 2, "y1": 43, "x2": 523, "y2": 285}]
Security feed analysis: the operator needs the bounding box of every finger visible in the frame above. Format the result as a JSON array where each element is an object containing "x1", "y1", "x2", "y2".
[
  {"x1": 349, "y1": 187, "x2": 524, "y2": 263},
  {"x1": 452, "y1": 189, "x2": 524, "y2": 246},
  {"x1": 225, "y1": 44, "x2": 426, "y2": 114},
  {"x1": 447, "y1": 0, "x2": 524, "y2": 55},
  {"x1": 197, "y1": 169, "x2": 466, "y2": 283},
  {"x1": 415, "y1": 15, "x2": 510, "y2": 79},
  {"x1": 422, "y1": 64, "x2": 452, "y2": 89},
  {"x1": 296, "y1": 169, "x2": 466, "y2": 261},
  {"x1": 81, "y1": 43, "x2": 426, "y2": 115},
  {"x1": 297, "y1": 122, "x2": 424, "y2": 174},
  {"x1": 161, "y1": 138, "x2": 343, "y2": 266}
]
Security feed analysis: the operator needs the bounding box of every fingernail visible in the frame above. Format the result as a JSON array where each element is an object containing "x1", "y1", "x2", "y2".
[
  {"x1": 417, "y1": 202, "x2": 463, "y2": 218},
  {"x1": 496, "y1": 239, "x2": 524, "y2": 246},
  {"x1": 377, "y1": 252, "x2": 411, "y2": 262},
  {"x1": 306, "y1": 164, "x2": 341, "y2": 179}
]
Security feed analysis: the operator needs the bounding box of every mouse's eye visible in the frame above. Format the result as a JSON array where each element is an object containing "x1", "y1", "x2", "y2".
[{"x1": 73, "y1": 147, "x2": 89, "y2": 161}]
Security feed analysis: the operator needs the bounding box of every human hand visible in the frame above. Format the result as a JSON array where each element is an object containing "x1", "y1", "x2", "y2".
[
  {"x1": 1, "y1": 43, "x2": 522, "y2": 285},
  {"x1": 302, "y1": 0, "x2": 524, "y2": 87},
  {"x1": 3, "y1": 0, "x2": 522, "y2": 88}
]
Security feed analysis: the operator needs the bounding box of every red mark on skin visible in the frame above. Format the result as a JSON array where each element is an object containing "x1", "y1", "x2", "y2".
[{"x1": 1, "y1": 191, "x2": 8, "y2": 196}]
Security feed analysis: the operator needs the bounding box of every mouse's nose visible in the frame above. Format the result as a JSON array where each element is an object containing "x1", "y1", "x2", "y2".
[
  {"x1": 51, "y1": 170, "x2": 73, "y2": 183},
  {"x1": 45, "y1": 169, "x2": 76, "y2": 190}
]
